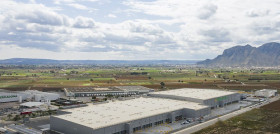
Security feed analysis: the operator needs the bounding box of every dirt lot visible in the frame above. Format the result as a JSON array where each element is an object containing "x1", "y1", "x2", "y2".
[
  {"x1": 194, "y1": 108, "x2": 280, "y2": 134},
  {"x1": 261, "y1": 99, "x2": 280, "y2": 111}
]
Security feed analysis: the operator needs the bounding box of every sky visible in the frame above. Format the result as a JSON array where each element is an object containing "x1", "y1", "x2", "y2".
[{"x1": 0, "y1": 0, "x2": 279, "y2": 60}]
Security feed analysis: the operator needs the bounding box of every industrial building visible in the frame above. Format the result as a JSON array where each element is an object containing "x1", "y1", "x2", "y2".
[
  {"x1": 255, "y1": 89, "x2": 278, "y2": 98},
  {"x1": 64, "y1": 86, "x2": 153, "y2": 97},
  {"x1": 0, "y1": 90, "x2": 60, "y2": 103},
  {"x1": 149, "y1": 88, "x2": 240, "y2": 108},
  {"x1": 51, "y1": 97, "x2": 210, "y2": 134},
  {"x1": 24, "y1": 90, "x2": 60, "y2": 102},
  {"x1": 0, "y1": 92, "x2": 28, "y2": 103}
]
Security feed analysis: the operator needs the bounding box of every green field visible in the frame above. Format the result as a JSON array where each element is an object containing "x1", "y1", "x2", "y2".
[
  {"x1": 1, "y1": 65, "x2": 280, "y2": 133},
  {"x1": 0, "y1": 67, "x2": 280, "y2": 92}
]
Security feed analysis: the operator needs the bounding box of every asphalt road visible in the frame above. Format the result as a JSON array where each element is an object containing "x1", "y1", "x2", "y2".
[{"x1": 173, "y1": 96, "x2": 280, "y2": 134}]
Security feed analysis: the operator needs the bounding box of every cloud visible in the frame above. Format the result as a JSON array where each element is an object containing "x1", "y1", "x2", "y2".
[
  {"x1": 199, "y1": 27, "x2": 231, "y2": 42},
  {"x1": 246, "y1": 9, "x2": 270, "y2": 17},
  {"x1": 197, "y1": 4, "x2": 218, "y2": 20},
  {"x1": 107, "y1": 14, "x2": 117, "y2": 18},
  {"x1": 15, "y1": 9, "x2": 69, "y2": 26},
  {"x1": 73, "y1": 16, "x2": 95, "y2": 28},
  {"x1": 0, "y1": 0, "x2": 280, "y2": 60},
  {"x1": 67, "y1": 3, "x2": 88, "y2": 10}
]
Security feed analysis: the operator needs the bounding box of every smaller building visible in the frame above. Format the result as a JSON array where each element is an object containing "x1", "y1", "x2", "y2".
[
  {"x1": 0, "y1": 90, "x2": 60, "y2": 103},
  {"x1": 113, "y1": 86, "x2": 154, "y2": 94},
  {"x1": 20, "y1": 102, "x2": 45, "y2": 108},
  {"x1": 149, "y1": 88, "x2": 240, "y2": 108},
  {"x1": 255, "y1": 89, "x2": 277, "y2": 98},
  {"x1": 64, "y1": 86, "x2": 154, "y2": 97},
  {"x1": 24, "y1": 90, "x2": 60, "y2": 102},
  {"x1": 0, "y1": 92, "x2": 28, "y2": 103}
]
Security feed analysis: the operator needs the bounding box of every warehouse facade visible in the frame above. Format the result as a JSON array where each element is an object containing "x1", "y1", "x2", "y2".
[
  {"x1": 255, "y1": 89, "x2": 278, "y2": 98},
  {"x1": 51, "y1": 97, "x2": 210, "y2": 134},
  {"x1": 0, "y1": 92, "x2": 28, "y2": 103},
  {"x1": 0, "y1": 90, "x2": 60, "y2": 103},
  {"x1": 149, "y1": 88, "x2": 240, "y2": 108}
]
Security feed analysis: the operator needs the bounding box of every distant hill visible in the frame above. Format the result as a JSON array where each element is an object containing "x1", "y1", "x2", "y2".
[
  {"x1": 0, "y1": 58, "x2": 201, "y2": 65},
  {"x1": 198, "y1": 42, "x2": 280, "y2": 67}
]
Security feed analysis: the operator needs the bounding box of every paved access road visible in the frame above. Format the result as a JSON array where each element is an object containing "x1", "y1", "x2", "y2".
[
  {"x1": 7, "y1": 124, "x2": 42, "y2": 134},
  {"x1": 173, "y1": 96, "x2": 280, "y2": 134}
]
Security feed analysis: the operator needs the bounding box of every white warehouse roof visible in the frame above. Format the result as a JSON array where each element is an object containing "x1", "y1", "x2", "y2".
[
  {"x1": 149, "y1": 88, "x2": 237, "y2": 100},
  {"x1": 53, "y1": 97, "x2": 208, "y2": 129},
  {"x1": 20, "y1": 102, "x2": 45, "y2": 107}
]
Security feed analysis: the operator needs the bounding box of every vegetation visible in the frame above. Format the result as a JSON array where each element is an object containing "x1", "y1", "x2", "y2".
[
  {"x1": 4, "y1": 110, "x2": 57, "y2": 121},
  {"x1": 194, "y1": 100, "x2": 280, "y2": 134},
  {"x1": 0, "y1": 66, "x2": 280, "y2": 92}
]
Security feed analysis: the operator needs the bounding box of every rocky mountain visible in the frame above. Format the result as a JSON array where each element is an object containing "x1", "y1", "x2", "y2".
[{"x1": 198, "y1": 42, "x2": 280, "y2": 67}]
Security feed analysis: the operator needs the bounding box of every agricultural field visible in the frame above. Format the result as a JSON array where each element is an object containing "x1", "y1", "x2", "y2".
[
  {"x1": 0, "y1": 66, "x2": 280, "y2": 92},
  {"x1": 194, "y1": 100, "x2": 280, "y2": 134}
]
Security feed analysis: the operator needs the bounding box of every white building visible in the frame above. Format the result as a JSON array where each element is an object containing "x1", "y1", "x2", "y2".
[
  {"x1": 149, "y1": 88, "x2": 240, "y2": 108},
  {"x1": 0, "y1": 92, "x2": 28, "y2": 103},
  {"x1": 24, "y1": 90, "x2": 60, "y2": 102},
  {"x1": 0, "y1": 90, "x2": 60, "y2": 103},
  {"x1": 255, "y1": 89, "x2": 277, "y2": 98}
]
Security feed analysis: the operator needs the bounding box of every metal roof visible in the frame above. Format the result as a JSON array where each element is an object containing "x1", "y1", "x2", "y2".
[
  {"x1": 20, "y1": 102, "x2": 44, "y2": 107},
  {"x1": 149, "y1": 88, "x2": 237, "y2": 100},
  {"x1": 53, "y1": 97, "x2": 208, "y2": 129}
]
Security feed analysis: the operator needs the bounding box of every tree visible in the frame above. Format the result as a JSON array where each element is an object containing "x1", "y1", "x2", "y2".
[
  {"x1": 90, "y1": 78, "x2": 93, "y2": 82},
  {"x1": 47, "y1": 110, "x2": 52, "y2": 115},
  {"x1": 31, "y1": 113, "x2": 36, "y2": 118},
  {"x1": 7, "y1": 114, "x2": 12, "y2": 120},
  {"x1": 160, "y1": 82, "x2": 165, "y2": 88},
  {"x1": 13, "y1": 115, "x2": 20, "y2": 121}
]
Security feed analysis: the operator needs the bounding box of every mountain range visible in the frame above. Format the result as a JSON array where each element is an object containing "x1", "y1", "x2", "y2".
[
  {"x1": 1, "y1": 42, "x2": 279, "y2": 67},
  {"x1": 198, "y1": 42, "x2": 280, "y2": 67}
]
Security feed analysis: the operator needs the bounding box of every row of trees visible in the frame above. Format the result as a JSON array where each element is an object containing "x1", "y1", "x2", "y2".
[{"x1": 6, "y1": 110, "x2": 56, "y2": 121}]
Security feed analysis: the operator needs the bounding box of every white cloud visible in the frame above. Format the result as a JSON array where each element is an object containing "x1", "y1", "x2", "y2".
[
  {"x1": 0, "y1": 0, "x2": 280, "y2": 60},
  {"x1": 107, "y1": 14, "x2": 117, "y2": 18},
  {"x1": 67, "y1": 3, "x2": 88, "y2": 10},
  {"x1": 197, "y1": 3, "x2": 217, "y2": 20},
  {"x1": 246, "y1": 9, "x2": 270, "y2": 17},
  {"x1": 73, "y1": 16, "x2": 95, "y2": 28}
]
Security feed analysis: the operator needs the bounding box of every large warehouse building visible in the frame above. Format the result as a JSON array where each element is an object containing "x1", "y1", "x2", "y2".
[
  {"x1": 64, "y1": 86, "x2": 154, "y2": 97},
  {"x1": 149, "y1": 88, "x2": 240, "y2": 108},
  {"x1": 51, "y1": 97, "x2": 210, "y2": 134}
]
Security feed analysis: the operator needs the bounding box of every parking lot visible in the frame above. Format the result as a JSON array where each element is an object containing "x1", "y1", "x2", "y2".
[{"x1": 0, "y1": 102, "x2": 21, "y2": 116}]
